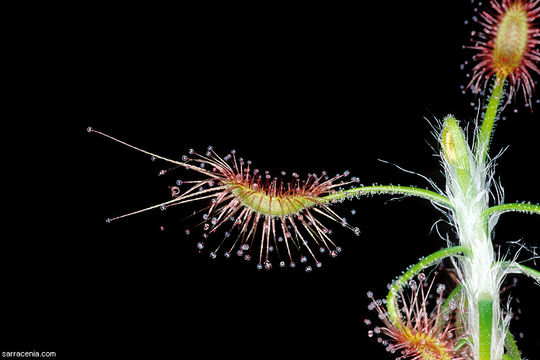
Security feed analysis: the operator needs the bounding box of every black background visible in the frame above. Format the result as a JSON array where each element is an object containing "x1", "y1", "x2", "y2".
[{"x1": 5, "y1": 1, "x2": 540, "y2": 358}]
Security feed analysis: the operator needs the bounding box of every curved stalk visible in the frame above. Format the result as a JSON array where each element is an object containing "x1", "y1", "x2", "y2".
[
  {"x1": 500, "y1": 261, "x2": 540, "y2": 284},
  {"x1": 322, "y1": 185, "x2": 452, "y2": 208},
  {"x1": 385, "y1": 246, "x2": 469, "y2": 326},
  {"x1": 483, "y1": 203, "x2": 540, "y2": 220}
]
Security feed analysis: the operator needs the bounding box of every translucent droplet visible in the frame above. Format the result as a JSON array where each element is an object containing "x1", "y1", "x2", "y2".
[
  {"x1": 176, "y1": 179, "x2": 183, "y2": 186},
  {"x1": 304, "y1": 266, "x2": 312, "y2": 273},
  {"x1": 368, "y1": 330, "x2": 374, "y2": 337},
  {"x1": 196, "y1": 242, "x2": 204, "y2": 250},
  {"x1": 300, "y1": 256, "x2": 307, "y2": 263},
  {"x1": 437, "y1": 284, "x2": 446, "y2": 294},
  {"x1": 418, "y1": 273, "x2": 426, "y2": 281},
  {"x1": 210, "y1": 252, "x2": 217, "y2": 259},
  {"x1": 86, "y1": 126, "x2": 93, "y2": 133}
]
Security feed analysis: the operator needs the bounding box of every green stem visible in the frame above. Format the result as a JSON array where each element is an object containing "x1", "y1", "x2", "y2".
[
  {"x1": 504, "y1": 330, "x2": 522, "y2": 360},
  {"x1": 440, "y1": 284, "x2": 462, "y2": 320},
  {"x1": 322, "y1": 185, "x2": 452, "y2": 208},
  {"x1": 483, "y1": 203, "x2": 540, "y2": 219},
  {"x1": 476, "y1": 75, "x2": 506, "y2": 165},
  {"x1": 385, "y1": 246, "x2": 468, "y2": 326},
  {"x1": 479, "y1": 293, "x2": 494, "y2": 360},
  {"x1": 500, "y1": 261, "x2": 540, "y2": 284}
]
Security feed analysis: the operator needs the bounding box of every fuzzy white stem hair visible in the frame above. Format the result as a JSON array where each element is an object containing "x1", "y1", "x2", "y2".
[{"x1": 441, "y1": 123, "x2": 509, "y2": 360}]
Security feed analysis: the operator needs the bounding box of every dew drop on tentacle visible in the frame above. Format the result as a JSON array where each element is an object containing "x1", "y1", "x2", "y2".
[
  {"x1": 436, "y1": 284, "x2": 446, "y2": 294},
  {"x1": 94, "y1": 140, "x2": 362, "y2": 272}
]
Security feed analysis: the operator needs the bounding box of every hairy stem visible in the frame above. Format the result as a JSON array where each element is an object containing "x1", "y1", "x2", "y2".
[
  {"x1": 504, "y1": 330, "x2": 522, "y2": 360},
  {"x1": 483, "y1": 203, "x2": 540, "y2": 219},
  {"x1": 322, "y1": 185, "x2": 452, "y2": 208},
  {"x1": 476, "y1": 75, "x2": 506, "y2": 165},
  {"x1": 500, "y1": 261, "x2": 540, "y2": 284}
]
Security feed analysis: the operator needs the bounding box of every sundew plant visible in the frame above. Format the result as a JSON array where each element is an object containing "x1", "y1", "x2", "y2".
[{"x1": 89, "y1": 1, "x2": 540, "y2": 359}]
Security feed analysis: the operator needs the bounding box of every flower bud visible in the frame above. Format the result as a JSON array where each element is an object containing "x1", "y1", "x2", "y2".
[{"x1": 441, "y1": 115, "x2": 470, "y2": 171}]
